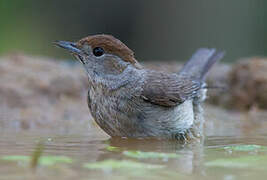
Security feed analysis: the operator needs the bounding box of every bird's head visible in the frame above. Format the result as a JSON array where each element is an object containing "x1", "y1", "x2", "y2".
[{"x1": 54, "y1": 35, "x2": 142, "y2": 80}]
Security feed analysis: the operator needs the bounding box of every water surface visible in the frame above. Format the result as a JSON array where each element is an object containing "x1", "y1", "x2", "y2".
[{"x1": 0, "y1": 106, "x2": 267, "y2": 180}]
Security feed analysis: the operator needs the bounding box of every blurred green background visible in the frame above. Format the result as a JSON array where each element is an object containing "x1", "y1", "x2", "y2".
[{"x1": 0, "y1": 0, "x2": 266, "y2": 62}]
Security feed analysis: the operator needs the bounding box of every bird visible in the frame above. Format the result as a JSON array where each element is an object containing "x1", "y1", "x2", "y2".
[{"x1": 54, "y1": 34, "x2": 224, "y2": 143}]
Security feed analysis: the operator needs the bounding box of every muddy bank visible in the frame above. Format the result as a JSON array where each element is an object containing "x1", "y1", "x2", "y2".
[
  {"x1": 0, "y1": 54, "x2": 266, "y2": 133},
  {"x1": 0, "y1": 54, "x2": 103, "y2": 135}
]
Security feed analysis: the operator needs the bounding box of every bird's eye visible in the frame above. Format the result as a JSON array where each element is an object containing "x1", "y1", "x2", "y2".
[{"x1": 93, "y1": 47, "x2": 104, "y2": 57}]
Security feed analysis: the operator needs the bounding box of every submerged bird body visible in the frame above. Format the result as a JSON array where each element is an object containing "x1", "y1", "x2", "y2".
[
  {"x1": 55, "y1": 34, "x2": 224, "y2": 142},
  {"x1": 88, "y1": 69, "x2": 198, "y2": 139}
]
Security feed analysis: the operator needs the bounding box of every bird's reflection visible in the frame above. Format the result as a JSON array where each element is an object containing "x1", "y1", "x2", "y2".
[{"x1": 95, "y1": 137, "x2": 205, "y2": 175}]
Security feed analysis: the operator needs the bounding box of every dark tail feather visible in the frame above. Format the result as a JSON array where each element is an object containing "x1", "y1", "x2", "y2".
[{"x1": 179, "y1": 48, "x2": 225, "y2": 81}]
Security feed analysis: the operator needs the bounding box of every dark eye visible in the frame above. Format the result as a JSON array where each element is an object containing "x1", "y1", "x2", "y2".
[{"x1": 93, "y1": 47, "x2": 104, "y2": 57}]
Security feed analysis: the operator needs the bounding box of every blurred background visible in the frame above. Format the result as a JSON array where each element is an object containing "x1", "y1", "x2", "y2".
[{"x1": 0, "y1": 0, "x2": 266, "y2": 62}]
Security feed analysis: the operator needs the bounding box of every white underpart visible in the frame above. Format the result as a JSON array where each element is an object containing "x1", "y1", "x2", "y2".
[{"x1": 173, "y1": 100, "x2": 194, "y2": 130}]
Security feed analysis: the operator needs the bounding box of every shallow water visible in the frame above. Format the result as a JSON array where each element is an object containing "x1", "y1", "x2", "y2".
[
  {"x1": 1, "y1": 106, "x2": 267, "y2": 180},
  {"x1": 1, "y1": 133, "x2": 267, "y2": 180}
]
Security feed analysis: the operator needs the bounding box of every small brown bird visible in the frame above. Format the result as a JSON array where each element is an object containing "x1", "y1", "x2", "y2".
[{"x1": 54, "y1": 34, "x2": 224, "y2": 143}]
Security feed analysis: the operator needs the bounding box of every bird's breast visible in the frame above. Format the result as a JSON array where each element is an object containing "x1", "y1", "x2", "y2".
[{"x1": 88, "y1": 86, "x2": 139, "y2": 136}]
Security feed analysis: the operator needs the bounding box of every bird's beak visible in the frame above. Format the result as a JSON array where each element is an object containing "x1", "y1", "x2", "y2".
[{"x1": 53, "y1": 41, "x2": 82, "y2": 54}]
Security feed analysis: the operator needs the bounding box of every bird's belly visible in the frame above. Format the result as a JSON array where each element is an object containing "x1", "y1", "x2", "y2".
[
  {"x1": 89, "y1": 89, "x2": 195, "y2": 138},
  {"x1": 138, "y1": 100, "x2": 194, "y2": 137}
]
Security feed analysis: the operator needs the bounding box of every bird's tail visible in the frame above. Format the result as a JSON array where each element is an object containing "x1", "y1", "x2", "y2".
[{"x1": 179, "y1": 48, "x2": 225, "y2": 81}]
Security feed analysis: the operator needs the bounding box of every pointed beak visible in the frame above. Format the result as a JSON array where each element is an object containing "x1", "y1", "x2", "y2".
[{"x1": 53, "y1": 41, "x2": 82, "y2": 54}]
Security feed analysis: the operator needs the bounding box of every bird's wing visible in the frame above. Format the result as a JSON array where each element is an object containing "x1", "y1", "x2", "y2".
[{"x1": 141, "y1": 71, "x2": 201, "y2": 107}]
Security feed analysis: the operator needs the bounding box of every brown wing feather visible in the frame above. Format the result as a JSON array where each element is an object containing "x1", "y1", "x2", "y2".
[{"x1": 141, "y1": 71, "x2": 201, "y2": 107}]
